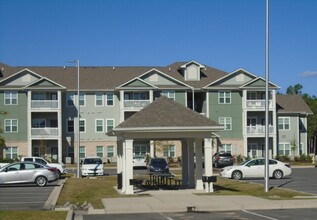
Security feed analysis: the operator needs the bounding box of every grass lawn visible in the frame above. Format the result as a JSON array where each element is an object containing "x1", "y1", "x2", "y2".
[{"x1": 0, "y1": 211, "x2": 67, "y2": 220}]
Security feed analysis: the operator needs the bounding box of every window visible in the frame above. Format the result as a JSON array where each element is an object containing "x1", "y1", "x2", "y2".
[
  {"x1": 220, "y1": 144, "x2": 232, "y2": 153},
  {"x1": 5, "y1": 119, "x2": 18, "y2": 132},
  {"x1": 106, "y1": 119, "x2": 114, "y2": 132},
  {"x1": 79, "y1": 119, "x2": 86, "y2": 132},
  {"x1": 95, "y1": 93, "x2": 103, "y2": 106},
  {"x1": 279, "y1": 143, "x2": 291, "y2": 156},
  {"x1": 96, "y1": 146, "x2": 104, "y2": 158},
  {"x1": 4, "y1": 91, "x2": 18, "y2": 105},
  {"x1": 66, "y1": 93, "x2": 75, "y2": 106},
  {"x1": 107, "y1": 146, "x2": 114, "y2": 158},
  {"x1": 79, "y1": 93, "x2": 85, "y2": 106},
  {"x1": 133, "y1": 145, "x2": 147, "y2": 156},
  {"x1": 5, "y1": 147, "x2": 18, "y2": 159},
  {"x1": 219, "y1": 117, "x2": 231, "y2": 130},
  {"x1": 161, "y1": 90, "x2": 175, "y2": 100},
  {"x1": 79, "y1": 146, "x2": 86, "y2": 159},
  {"x1": 106, "y1": 93, "x2": 114, "y2": 106},
  {"x1": 218, "y1": 91, "x2": 231, "y2": 104},
  {"x1": 163, "y1": 145, "x2": 175, "y2": 158},
  {"x1": 278, "y1": 117, "x2": 290, "y2": 130},
  {"x1": 67, "y1": 119, "x2": 74, "y2": 133},
  {"x1": 95, "y1": 119, "x2": 104, "y2": 132}
]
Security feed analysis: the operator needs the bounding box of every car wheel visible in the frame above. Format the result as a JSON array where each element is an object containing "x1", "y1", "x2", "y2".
[
  {"x1": 232, "y1": 170, "x2": 242, "y2": 180},
  {"x1": 273, "y1": 170, "x2": 283, "y2": 179},
  {"x1": 57, "y1": 170, "x2": 61, "y2": 179},
  {"x1": 35, "y1": 176, "x2": 48, "y2": 187}
]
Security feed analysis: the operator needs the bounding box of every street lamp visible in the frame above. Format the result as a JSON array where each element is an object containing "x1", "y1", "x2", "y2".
[{"x1": 68, "y1": 59, "x2": 80, "y2": 178}]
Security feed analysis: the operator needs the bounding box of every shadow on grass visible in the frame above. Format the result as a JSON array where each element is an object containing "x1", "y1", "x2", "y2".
[{"x1": 213, "y1": 185, "x2": 241, "y2": 192}]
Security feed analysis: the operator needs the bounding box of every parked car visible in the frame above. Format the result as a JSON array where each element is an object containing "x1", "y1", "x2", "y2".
[
  {"x1": 148, "y1": 158, "x2": 169, "y2": 173},
  {"x1": 133, "y1": 155, "x2": 147, "y2": 168},
  {"x1": 21, "y1": 156, "x2": 67, "y2": 178},
  {"x1": 81, "y1": 157, "x2": 104, "y2": 177},
  {"x1": 212, "y1": 152, "x2": 234, "y2": 168},
  {"x1": 0, "y1": 161, "x2": 59, "y2": 187},
  {"x1": 219, "y1": 158, "x2": 292, "y2": 180}
]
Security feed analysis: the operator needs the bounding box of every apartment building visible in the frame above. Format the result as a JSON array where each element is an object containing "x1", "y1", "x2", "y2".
[{"x1": 0, "y1": 61, "x2": 312, "y2": 163}]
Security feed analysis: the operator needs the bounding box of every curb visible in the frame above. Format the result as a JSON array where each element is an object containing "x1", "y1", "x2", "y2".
[{"x1": 44, "y1": 178, "x2": 67, "y2": 210}]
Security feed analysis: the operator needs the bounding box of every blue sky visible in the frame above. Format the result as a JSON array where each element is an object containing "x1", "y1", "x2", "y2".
[{"x1": 0, "y1": 0, "x2": 316, "y2": 96}]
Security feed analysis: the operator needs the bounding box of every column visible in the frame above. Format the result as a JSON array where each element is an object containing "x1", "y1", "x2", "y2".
[
  {"x1": 195, "y1": 139, "x2": 204, "y2": 190},
  {"x1": 204, "y1": 138, "x2": 213, "y2": 192},
  {"x1": 150, "y1": 140, "x2": 155, "y2": 158},
  {"x1": 116, "y1": 140, "x2": 123, "y2": 191},
  {"x1": 187, "y1": 139, "x2": 195, "y2": 188},
  {"x1": 181, "y1": 140, "x2": 188, "y2": 187},
  {"x1": 27, "y1": 91, "x2": 32, "y2": 156},
  {"x1": 57, "y1": 91, "x2": 62, "y2": 163},
  {"x1": 124, "y1": 139, "x2": 134, "y2": 194}
]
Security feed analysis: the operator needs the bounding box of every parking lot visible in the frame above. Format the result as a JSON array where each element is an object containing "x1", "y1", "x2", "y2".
[{"x1": 0, "y1": 180, "x2": 61, "y2": 210}]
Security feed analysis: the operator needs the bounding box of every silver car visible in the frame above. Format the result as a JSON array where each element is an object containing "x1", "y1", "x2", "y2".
[{"x1": 0, "y1": 161, "x2": 59, "y2": 187}]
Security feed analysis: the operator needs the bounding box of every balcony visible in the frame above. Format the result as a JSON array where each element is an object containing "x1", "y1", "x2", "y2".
[
  {"x1": 31, "y1": 100, "x2": 59, "y2": 109},
  {"x1": 124, "y1": 100, "x2": 150, "y2": 109},
  {"x1": 246, "y1": 100, "x2": 273, "y2": 109},
  {"x1": 246, "y1": 125, "x2": 274, "y2": 135},
  {"x1": 31, "y1": 127, "x2": 59, "y2": 137}
]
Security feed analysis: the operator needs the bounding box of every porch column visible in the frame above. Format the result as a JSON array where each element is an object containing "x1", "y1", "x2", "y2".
[
  {"x1": 204, "y1": 138, "x2": 213, "y2": 192},
  {"x1": 27, "y1": 91, "x2": 32, "y2": 156},
  {"x1": 181, "y1": 140, "x2": 188, "y2": 187},
  {"x1": 123, "y1": 139, "x2": 134, "y2": 194},
  {"x1": 150, "y1": 140, "x2": 155, "y2": 158},
  {"x1": 119, "y1": 91, "x2": 124, "y2": 123},
  {"x1": 57, "y1": 91, "x2": 62, "y2": 163},
  {"x1": 116, "y1": 140, "x2": 123, "y2": 191},
  {"x1": 187, "y1": 139, "x2": 195, "y2": 188},
  {"x1": 195, "y1": 139, "x2": 204, "y2": 190}
]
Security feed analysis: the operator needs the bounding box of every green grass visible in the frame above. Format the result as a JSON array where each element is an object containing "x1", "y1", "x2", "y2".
[
  {"x1": 0, "y1": 211, "x2": 67, "y2": 220},
  {"x1": 212, "y1": 177, "x2": 312, "y2": 199}
]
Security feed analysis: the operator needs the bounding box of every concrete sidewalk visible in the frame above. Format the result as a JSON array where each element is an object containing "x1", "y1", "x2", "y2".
[{"x1": 101, "y1": 189, "x2": 317, "y2": 214}]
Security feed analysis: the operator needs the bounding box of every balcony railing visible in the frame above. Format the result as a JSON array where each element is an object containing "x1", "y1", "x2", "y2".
[
  {"x1": 246, "y1": 100, "x2": 273, "y2": 108},
  {"x1": 124, "y1": 100, "x2": 150, "y2": 109},
  {"x1": 31, "y1": 127, "x2": 59, "y2": 137},
  {"x1": 31, "y1": 100, "x2": 59, "y2": 109},
  {"x1": 246, "y1": 125, "x2": 274, "y2": 135}
]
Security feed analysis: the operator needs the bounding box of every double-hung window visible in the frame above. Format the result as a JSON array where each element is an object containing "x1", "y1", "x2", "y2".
[
  {"x1": 95, "y1": 119, "x2": 104, "y2": 132},
  {"x1": 163, "y1": 145, "x2": 175, "y2": 158},
  {"x1": 5, "y1": 119, "x2": 18, "y2": 132},
  {"x1": 107, "y1": 146, "x2": 114, "y2": 158},
  {"x1": 278, "y1": 117, "x2": 290, "y2": 130},
  {"x1": 96, "y1": 146, "x2": 104, "y2": 158},
  {"x1": 278, "y1": 143, "x2": 291, "y2": 156},
  {"x1": 4, "y1": 91, "x2": 18, "y2": 105},
  {"x1": 106, "y1": 119, "x2": 114, "y2": 132},
  {"x1": 106, "y1": 93, "x2": 114, "y2": 106},
  {"x1": 79, "y1": 119, "x2": 86, "y2": 132},
  {"x1": 161, "y1": 90, "x2": 175, "y2": 100},
  {"x1": 67, "y1": 119, "x2": 74, "y2": 133},
  {"x1": 95, "y1": 93, "x2": 103, "y2": 106},
  {"x1": 5, "y1": 146, "x2": 18, "y2": 159},
  {"x1": 79, "y1": 93, "x2": 85, "y2": 106},
  {"x1": 79, "y1": 146, "x2": 86, "y2": 159},
  {"x1": 220, "y1": 144, "x2": 232, "y2": 153},
  {"x1": 218, "y1": 91, "x2": 231, "y2": 104},
  {"x1": 219, "y1": 117, "x2": 232, "y2": 130}
]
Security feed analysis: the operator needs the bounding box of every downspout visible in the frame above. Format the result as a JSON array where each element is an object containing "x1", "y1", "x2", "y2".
[{"x1": 192, "y1": 87, "x2": 195, "y2": 111}]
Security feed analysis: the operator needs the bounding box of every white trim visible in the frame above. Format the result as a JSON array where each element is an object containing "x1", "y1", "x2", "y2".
[
  {"x1": 106, "y1": 119, "x2": 115, "y2": 132},
  {"x1": 95, "y1": 93, "x2": 104, "y2": 107},
  {"x1": 106, "y1": 92, "x2": 114, "y2": 107},
  {"x1": 79, "y1": 118, "x2": 86, "y2": 133},
  {"x1": 95, "y1": 119, "x2": 104, "y2": 133}
]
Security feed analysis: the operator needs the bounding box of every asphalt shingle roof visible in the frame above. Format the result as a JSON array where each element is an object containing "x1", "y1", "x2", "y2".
[{"x1": 276, "y1": 94, "x2": 313, "y2": 114}]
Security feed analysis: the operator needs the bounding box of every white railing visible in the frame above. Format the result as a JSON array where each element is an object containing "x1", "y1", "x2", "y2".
[
  {"x1": 246, "y1": 125, "x2": 274, "y2": 135},
  {"x1": 31, "y1": 100, "x2": 59, "y2": 109},
  {"x1": 123, "y1": 100, "x2": 150, "y2": 109},
  {"x1": 246, "y1": 100, "x2": 273, "y2": 108},
  {"x1": 31, "y1": 128, "x2": 59, "y2": 137}
]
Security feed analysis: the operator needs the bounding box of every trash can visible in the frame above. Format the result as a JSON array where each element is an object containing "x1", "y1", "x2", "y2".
[{"x1": 117, "y1": 172, "x2": 122, "y2": 190}]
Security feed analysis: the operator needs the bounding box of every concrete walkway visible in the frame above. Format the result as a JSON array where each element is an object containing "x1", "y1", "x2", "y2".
[{"x1": 101, "y1": 189, "x2": 317, "y2": 214}]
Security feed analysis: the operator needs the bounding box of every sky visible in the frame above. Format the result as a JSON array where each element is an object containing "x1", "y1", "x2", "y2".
[{"x1": 0, "y1": 0, "x2": 316, "y2": 96}]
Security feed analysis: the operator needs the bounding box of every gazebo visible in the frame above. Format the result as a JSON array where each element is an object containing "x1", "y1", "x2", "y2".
[{"x1": 108, "y1": 96, "x2": 224, "y2": 194}]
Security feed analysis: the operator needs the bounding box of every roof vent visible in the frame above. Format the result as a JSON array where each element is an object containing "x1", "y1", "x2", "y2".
[{"x1": 113, "y1": 66, "x2": 115, "y2": 70}]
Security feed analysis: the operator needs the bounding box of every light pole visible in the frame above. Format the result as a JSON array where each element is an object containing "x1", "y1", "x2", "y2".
[{"x1": 68, "y1": 59, "x2": 80, "y2": 178}]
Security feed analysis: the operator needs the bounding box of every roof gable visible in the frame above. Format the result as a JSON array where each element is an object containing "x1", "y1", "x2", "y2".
[
  {"x1": 240, "y1": 77, "x2": 280, "y2": 89},
  {"x1": 24, "y1": 77, "x2": 66, "y2": 90},
  {"x1": 204, "y1": 68, "x2": 256, "y2": 88},
  {"x1": 0, "y1": 68, "x2": 41, "y2": 87}
]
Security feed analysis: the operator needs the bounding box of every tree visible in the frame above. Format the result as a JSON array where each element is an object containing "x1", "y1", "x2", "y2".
[{"x1": 286, "y1": 84, "x2": 303, "y2": 95}]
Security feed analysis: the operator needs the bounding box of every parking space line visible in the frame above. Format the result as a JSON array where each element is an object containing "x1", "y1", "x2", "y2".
[{"x1": 242, "y1": 210, "x2": 279, "y2": 220}]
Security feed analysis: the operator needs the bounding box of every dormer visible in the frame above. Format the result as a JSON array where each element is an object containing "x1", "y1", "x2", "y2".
[{"x1": 180, "y1": 61, "x2": 205, "y2": 81}]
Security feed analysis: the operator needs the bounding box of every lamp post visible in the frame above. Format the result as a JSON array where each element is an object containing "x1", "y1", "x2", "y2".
[{"x1": 68, "y1": 59, "x2": 80, "y2": 178}]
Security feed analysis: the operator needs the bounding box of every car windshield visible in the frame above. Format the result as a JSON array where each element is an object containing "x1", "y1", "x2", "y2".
[
  {"x1": 151, "y1": 159, "x2": 167, "y2": 166},
  {"x1": 84, "y1": 158, "x2": 102, "y2": 164},
  {"x1": 240, "y1": 160, "x2": 251, "y2": 166}
]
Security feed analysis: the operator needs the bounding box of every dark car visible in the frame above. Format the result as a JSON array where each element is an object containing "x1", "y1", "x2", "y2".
[
  {"x1": 148, "y1": 158, "x2": 169, "y2": 173},
  {"x1": 212, "y1": 152, "x2": 234, "y2": 168}
]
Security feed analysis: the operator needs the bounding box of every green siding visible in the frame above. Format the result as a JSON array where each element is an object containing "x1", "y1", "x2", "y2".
[
  {"x1": 208, "y1": 91, "x2": 242, "y2": 138},
  {"x1": 175, "y1": 91, "x2": 186, "y2": 105},
  {"x1": 0, "y1": 92, "x2": 28, "y2": 141}
]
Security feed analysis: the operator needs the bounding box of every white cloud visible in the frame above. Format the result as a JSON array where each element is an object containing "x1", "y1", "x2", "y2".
[{"x1": 300, "y1": 71, "x2": 317, "y2": 77}]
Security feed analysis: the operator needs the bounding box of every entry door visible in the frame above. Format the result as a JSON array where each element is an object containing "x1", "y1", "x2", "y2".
[{"x1": 51, "y1": 147, "x2": 58, "y2": 161}]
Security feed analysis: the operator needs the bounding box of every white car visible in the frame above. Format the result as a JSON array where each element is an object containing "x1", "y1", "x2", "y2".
[
  {"x1": 133, "y1": 155, "x2": 147, "y2": 168},
  {"x1": 81, "y1": 157, "x2": 104, "y2": 177},
  {"x1": 219, "y1": 158, "x2": 292, "y2": 180}
]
